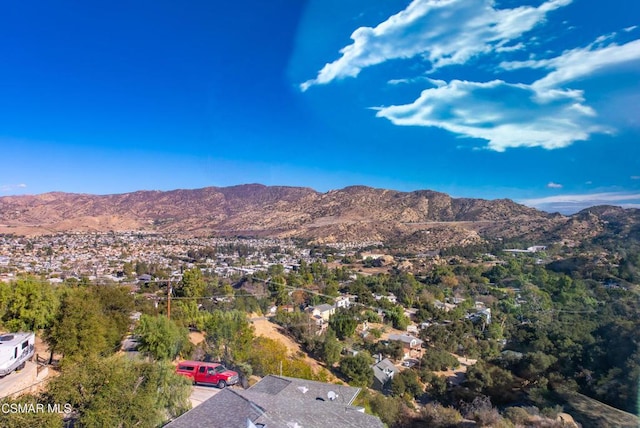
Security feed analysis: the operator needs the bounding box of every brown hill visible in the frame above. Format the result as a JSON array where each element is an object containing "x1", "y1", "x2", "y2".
[{"x1": 0, "y1": 184, "x2": 632, "y2": 251}]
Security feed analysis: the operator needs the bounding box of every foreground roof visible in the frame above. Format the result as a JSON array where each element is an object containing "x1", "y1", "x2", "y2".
[{"x1": 165, "y1": 375, "x2": 383, "y2": 428}]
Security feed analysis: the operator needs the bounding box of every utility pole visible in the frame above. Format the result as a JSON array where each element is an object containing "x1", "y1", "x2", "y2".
[{"x1": 167, "y1": 279, "x2": 172, "y2": 320}]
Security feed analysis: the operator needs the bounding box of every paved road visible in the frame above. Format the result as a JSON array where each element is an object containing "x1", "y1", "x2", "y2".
[
  {"x1": 189, "y1": 384, "x2": 222, "y2": 408},
  {"x1": 0, "y1": 361, "x2": 38, "y2": 398}
]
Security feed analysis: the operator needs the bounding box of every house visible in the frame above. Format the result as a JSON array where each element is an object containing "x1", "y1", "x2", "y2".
[
  {"x1": 335, "y1": 295, "x2": 352, "y2": 309},
  {"x1": 165, "y1": 375, "x2": 384, "y2": 428},
  {"x1": 371, "y1": 358, "x2": 399, "y2": 393},
  {"x1": 311, "y1": 304, "x2": 335, "y2": 321},
  {"x1": 374, "y1": 293, "x2": 397, "y2": 304},
  {"x1": 388, "y1": 334, "x2": 424, "y2": 359},
  {"x1": 305, "y1": 304, "x2": 335, "y2": 334},
  {"x1": 433, "y1": 300, "x2": 456, "y2": 312},
  {"x1": 467, "y1": 308, "x2": 491, "y2": 324}
]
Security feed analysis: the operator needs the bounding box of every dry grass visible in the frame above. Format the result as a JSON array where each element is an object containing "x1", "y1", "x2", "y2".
[
  {"x1": 250, "y1": 318, "x2": 337, "y2": 381},
  {"x1": 557, "y1": 389, "x2": 639, "y2": 428}
]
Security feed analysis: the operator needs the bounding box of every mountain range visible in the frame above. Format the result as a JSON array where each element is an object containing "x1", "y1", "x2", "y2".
[{"x1": 1, "y1": 184, "x2": 638, "y2": 251}]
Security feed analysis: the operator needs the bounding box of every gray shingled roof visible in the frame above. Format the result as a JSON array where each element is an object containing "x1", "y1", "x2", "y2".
[
  {"x1": 164, "y1": 375, "x2": 384, "y2": 428},
  {"x1": 314, "y1": 303, "x2": 334, "y2": 312},
  {"x1": 372, "y1": 358, "x2": 399, "y2": 385},
  {"x1": 244, "y1": 390, "x2": 383, "y2": 428},
  {"x1": 165, "y1": 388, "x2": 264, "y2": 428},
  {"x1": 246, "y1": 375, "x2": 291, "y2": 396},
  {"x1": 388, "y1": 333, "x2": 423, "y2": 346},
  {"x1": 255, "y1": 375, "x2": 361, "y2": 405}
]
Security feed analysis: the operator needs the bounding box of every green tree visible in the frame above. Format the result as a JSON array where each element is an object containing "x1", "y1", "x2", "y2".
[
  {"x1": 205, "y1": 310, "x2": 254, "y2": 363},
  {"x1": 385, "y1": 306, "x2": 409, "y2": 331},
  {"x1": 465, "y1": 361, "x2": 516, "y2": 404},
  {"x1": 248, "y1": 336, "x2": 322, "y2": 380},
  {"x1": 421, "y1": 347, "x2": 460, "y2": 371},
  {"x1": 329, "y1": 309, "x2": 358, "y2": 340},
  {"x1": 45, "y1": 356, "x2": 191, "y2": 427},
  {"x1": 45, "y1": 288, "x2": 111, "y2": 360},
  {"x1": 93, "y1": 285, "x2": 135, "y2": 350},
  {"x1": 400, "y1": 369, "x2": 423, "y2": 399},
  {"x1": 321, "y1": 328, "x2": 342, "y2": 367},
  {"x1": 122, "y1": 261, "x2": 135, "y2": 278},
  {"x1": 421, "y1": 371, "x2": 448, "y2": 400},
  {"x1": 0, "y1": 395, "x2": 63, "y2": 428},
  {"x1": 2, "y1": 277, "x2": 58, "y2": 331},
  {"x1": 268, "y1": 274, "x2": 288, "y2": 306},
  {"x1": 248, "y1": 336, "x2": 288, "y2": 376},
  {"x1": 179, "y1": 268, "x2": 206, "y2": 298},
  {"x1": 369, "y1": 393, "x2": 406, "y2": 427},
  {"x1": 391, "y1": 372, "x2": 406, "y2": 397},
  {"x1": 340, "y1": 352, "x2": 374, "y2": 387},
  {"x1": 135, "y1": 314, "x2": 189, "y2": 361},
  {"x1": 516, "y1": 351, "x2": 557, "y2": 383}
]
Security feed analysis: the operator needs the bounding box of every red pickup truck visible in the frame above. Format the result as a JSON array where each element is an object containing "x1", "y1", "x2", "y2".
[{"x1": 175, "y1": 360, "x2": 239, "y2": 388}]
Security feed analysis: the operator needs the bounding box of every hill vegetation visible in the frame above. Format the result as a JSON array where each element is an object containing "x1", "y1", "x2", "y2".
[
  {"x1": 1, "y1": 185, "x2": 639, "y2": 427},
  {"x1": 3, "y1": 184, "x2": 631, "y2": 251}
]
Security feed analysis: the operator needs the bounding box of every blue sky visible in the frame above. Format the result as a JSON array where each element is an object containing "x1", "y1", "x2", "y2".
[{"x1": 1, "y1": 0, "x2": 639, "y2": 213}]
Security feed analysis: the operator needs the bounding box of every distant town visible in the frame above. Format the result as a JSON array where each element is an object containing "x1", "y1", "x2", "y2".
[{"x1": 1, "y1": 230, "x2": 638, "y2": 428}]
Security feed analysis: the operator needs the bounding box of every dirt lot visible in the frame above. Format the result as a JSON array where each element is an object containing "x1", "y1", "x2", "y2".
[
  {"x1": 433, "y1": 354, "x2": 477, "y2": 385},
  {"x1": 373, "y1": 323, "x2": 409, "y2": 340},
  {"x1": 188, "y1": 331, "x2": 205, "y2": 346},
  {"x1": 250, "y1": 318, "x2": 337, "y2": 381}
]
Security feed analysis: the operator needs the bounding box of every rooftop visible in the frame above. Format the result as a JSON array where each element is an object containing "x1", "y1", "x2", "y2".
[{"x1": 165, "y1": 375, "x2": 383, "y2": 428}]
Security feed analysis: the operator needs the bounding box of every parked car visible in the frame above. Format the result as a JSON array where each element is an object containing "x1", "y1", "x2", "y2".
[
  {"x1": 175, "y1": 360, "x2": 239, "y2": 388},
  {"x1": 402, "y1": 359, "x2": 419, "y2": 368}
]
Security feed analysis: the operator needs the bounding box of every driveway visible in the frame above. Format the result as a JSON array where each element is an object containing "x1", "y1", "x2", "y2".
[
  {"x1": 189, "y1": 384, "x2": 223, "y2": 408},
  {"x1": 0, "y1": 361, "x2": 40, "y2": 398}
]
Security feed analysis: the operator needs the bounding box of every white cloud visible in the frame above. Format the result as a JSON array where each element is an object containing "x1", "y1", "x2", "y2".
[
  {"x1": 388, "y1": 76, "x2": 428, "y2": 85},
  {"x1": 631, "y1": 176, "x2": 640, "y2": 180},
  {"x1": 301, "y1": 0, "x2": 571, "y2": 90},
  {"x1": 302, "y1": 0, "x2": 638, "y2": 152},
  {"x1": 375, "y1": 32, "x2": 640, "y2": 151},
  {"x1": 520, "y1": 192, "x2": 640, "y2": 213},
  {"x1": 0, "y1": 183, "x2": 27, "y2": 192},
  {"x1": 524, "y1": 192, "x2": 640, "y2": 204},
  {"x1": 501, "y1": 38, "x2": 640, "y2": 89},
  {"x1": 624, "y1": 25, "x2": 638, "y2": 33},
  {"x1": 375, "y1": 79, "x2": 608, "y2": 151},
  {"x1": 547, "y1": 182, "x2": 563, "y2": 188}
]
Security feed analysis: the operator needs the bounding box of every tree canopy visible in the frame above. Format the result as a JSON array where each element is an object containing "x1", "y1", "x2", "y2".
[
  {"x1": 135, "y1": 314, "x2": 189, "y2": 361},
  {"x1": 205, "y1": 310, "x2": 254, "y2": 363}
]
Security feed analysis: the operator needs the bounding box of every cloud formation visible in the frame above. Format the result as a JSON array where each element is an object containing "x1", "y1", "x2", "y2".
[
  {"x1": 375, "y1": 32, "x2": 639, "y2": 150},
  {"x1": 520, "y1": 192, "x2": 640, "y2": 213},
  {"x1": 501, "y1": 38, "x2": 640, "y2": 90},
  {"x1": 302, "y1": 0, "x2": 639, "y2": 152},
  {"x1": 375, "y1": 79, "x2": 607, "y2": 151},
  {"x1": 547, "y1": 182, "x2": 563, "y2": 188},
  {"x1": 0, "y1": 183, "x2": 27, "y2": 193},
  {"x1": 301, "y1": 0, "x2": 571, "y2": 90}
]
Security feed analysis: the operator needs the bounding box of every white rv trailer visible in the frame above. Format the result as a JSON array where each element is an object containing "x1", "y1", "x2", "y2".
[{"x1": 0, "y1": 332, "x2": 36, "y2": 377}]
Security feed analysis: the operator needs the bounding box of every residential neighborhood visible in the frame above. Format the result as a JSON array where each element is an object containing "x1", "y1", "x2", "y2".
[{"x1": 0, "y1": 229, "x2": 637, "y2": 428}]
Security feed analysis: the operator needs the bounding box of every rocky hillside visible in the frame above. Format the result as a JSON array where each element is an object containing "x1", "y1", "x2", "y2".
[{"x1": 1, "y1": 184, "x2": 636, "y2": 251}]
